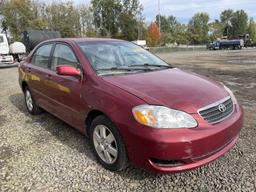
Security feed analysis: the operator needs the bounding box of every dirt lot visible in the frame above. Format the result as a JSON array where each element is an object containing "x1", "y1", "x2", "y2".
[{"x1": 0, "y1": 49, "x2": 256, "y2": 191}]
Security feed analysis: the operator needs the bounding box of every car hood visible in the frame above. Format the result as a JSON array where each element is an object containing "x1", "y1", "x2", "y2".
[{"x1": 102, "y1": 68, "x2": 229, "y2": 113}]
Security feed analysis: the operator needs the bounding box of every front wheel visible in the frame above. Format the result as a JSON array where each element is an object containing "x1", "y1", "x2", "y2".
[
  {"x1": 89, "y1": 115, "x2": 128, "y2": 171},
  {"x1": 24, "y1": 87, "x2": 43, "y2": 115}
]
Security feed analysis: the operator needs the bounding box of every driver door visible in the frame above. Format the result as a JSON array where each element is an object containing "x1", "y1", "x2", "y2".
[{"x1": 46, "y1": 43, "x2": 85, "y2": 129}]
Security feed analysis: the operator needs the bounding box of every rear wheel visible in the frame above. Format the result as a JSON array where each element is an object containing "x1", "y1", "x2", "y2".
[
  {"x1": 24, "y1": 87, "x2": 42, "y2": 115},
  {"x1": 89, "y1": 115, "x2": 128, "y2": 171}
]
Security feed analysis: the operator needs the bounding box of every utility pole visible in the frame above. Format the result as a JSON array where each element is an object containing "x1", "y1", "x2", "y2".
[
  {"x1": 158, "y1": 0, "x2": 161, "y2": 35},
  {"x1": 226, "y1": 21, "x2": 232, "y2": 39},
  {"x1": 95, "y1": 1, "x2": 102, "y2": 37}
]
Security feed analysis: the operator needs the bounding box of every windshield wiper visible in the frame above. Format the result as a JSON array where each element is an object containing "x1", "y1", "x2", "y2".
[
  {"x1": 128, "y1": 63, "x2": 172, "y2": 68},
  {"x1": 96, "y1": 64, "x2": 172, "y2": 74},
  {"x1": 96, "y1": 67, "x2": 146, "y2": 72}
]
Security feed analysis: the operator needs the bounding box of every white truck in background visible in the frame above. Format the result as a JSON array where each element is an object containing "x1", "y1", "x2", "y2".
[
  {"x1": 0, "y1": 33, "x2": 26, "y2": 65},
  {"x1": 132, "y1": 40, "x2": 150, "y2": 50}
]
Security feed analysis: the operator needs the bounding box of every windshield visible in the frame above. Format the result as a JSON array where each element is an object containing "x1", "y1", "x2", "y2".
[{"x1": 78, "y1": 41, "x2": 170, "y2": 75}]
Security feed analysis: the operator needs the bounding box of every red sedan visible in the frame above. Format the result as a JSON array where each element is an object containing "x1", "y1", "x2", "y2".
[{"x1": 18, "y1": 38, "x2": 243, "y2": 173}]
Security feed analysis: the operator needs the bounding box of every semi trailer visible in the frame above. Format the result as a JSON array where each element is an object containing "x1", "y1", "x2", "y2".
[
  {"x1": 0, "y1": 29, "x2": 61, "y2": 67},
  {"x1": 0, "y1": 33, "x2": 26, "y2": 65},
  {"x1": 22, "y1": 29, "x2": 61, "y2": 53}
]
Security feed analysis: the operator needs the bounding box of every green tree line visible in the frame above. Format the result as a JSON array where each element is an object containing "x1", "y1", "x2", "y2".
[
  {"x1": 157, "y1": 10, "x2": 256, "y2": 46},
  {"x1": 0, "y1": 0, "x2": 144, "y2": 41},
  {"x1": 0, "y1": 0, "x2": 256, "y2": 46}
]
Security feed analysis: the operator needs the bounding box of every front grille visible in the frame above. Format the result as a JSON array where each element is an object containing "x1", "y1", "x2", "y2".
[{"x1": 198, "y1": 96, "x2": 234, "y2": 124}]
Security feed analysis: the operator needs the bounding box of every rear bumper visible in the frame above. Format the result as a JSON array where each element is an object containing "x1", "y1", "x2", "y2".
[{"x1": 120, "y1": 105, "x2": 243, "y2": 173}]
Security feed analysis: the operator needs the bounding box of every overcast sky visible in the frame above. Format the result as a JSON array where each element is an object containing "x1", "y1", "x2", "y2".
[
  {"x1": 141, "y1": 0, "x2": 256, "y2": 23},
  {"x1": 47, "y1": 0, "x2": 256, "y2": 23}
]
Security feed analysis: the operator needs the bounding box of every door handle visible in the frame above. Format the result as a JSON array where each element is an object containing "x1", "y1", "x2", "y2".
[
  {"x1": 46, "y1": 74, "x2": 52, "y2": 79},
  {"x1": 27, "y1": 67, "x2": 31, "y2": 73}
]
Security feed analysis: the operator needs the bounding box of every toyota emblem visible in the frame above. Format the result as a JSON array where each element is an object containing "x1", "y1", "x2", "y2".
[{"x1": 218, "y1": 104, "x2": 227, "y2": 112}]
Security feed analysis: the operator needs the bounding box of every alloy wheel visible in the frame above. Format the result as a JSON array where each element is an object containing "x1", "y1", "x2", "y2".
[
  {"x1": 93, "y1": 125, "x2": 118, "y2": 164},
  {"x1": 25, "y1": 90, "x2": 33, "y2": 111}
]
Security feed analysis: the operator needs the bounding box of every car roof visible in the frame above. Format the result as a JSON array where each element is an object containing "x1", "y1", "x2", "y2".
[{"x1": 45, "y1": 38, "x2": 126, "y2": 44}]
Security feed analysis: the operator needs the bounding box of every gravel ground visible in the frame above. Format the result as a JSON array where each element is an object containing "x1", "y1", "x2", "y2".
[{"x1": 0, "y1": 49, "x2": 256, "y2": 191}]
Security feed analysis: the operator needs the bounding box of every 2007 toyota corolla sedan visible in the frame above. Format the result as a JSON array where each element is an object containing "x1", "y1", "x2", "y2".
[{"x1": 18, "y1": 38, "x2": 243, "y2": 173}]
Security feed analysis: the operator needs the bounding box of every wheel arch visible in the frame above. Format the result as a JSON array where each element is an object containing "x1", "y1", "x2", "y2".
[
  {"x1": 21, "y1": 81, "x2": 28, "y2": 93},
  {"x1": 85, "y1": 110, "x2": 106, "y2": 135}
]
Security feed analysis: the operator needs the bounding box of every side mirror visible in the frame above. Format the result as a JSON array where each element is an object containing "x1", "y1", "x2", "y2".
[{"x1": 56, "y1": 65, "x2": 81, "y2": 77}]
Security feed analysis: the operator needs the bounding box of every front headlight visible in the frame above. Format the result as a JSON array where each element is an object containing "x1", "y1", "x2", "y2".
[
  {"x1": 132, "y1": 105, "x2": 198, "y2": 128},
  {"x1": 223, "y1": 85, "x2": 237, "y2": 105}
]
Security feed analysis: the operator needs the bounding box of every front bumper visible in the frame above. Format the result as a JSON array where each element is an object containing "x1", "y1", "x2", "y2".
[
  {"x1": 0, "y1": 55, "x2": 14, "y2": 64},
  {"x1": 120, "y1": 105, "x2": 243, "y2": 173}
]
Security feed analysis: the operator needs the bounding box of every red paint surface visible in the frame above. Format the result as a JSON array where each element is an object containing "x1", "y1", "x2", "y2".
[{"x1": 56, "y1": 65, "x2": 81, "y2": 76}]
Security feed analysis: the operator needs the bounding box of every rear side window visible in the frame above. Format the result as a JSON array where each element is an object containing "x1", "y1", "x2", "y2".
[
  {"x1": 51, "y1": 44, "x2": 79, "y2": 70},
  {"x1": 32, "y1": 44, "x2": 53, "y2": 68},
  {"x1": 0, "y1": 36, "x2": 3, "y2": 43}
]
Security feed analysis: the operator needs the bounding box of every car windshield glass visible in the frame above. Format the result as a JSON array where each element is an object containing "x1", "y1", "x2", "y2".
[{"x1": 78, "y1": 41, "x2": 171, "y2": 75}]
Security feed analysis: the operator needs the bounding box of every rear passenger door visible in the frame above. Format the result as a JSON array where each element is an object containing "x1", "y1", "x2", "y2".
[
  {"x1": 46, "y1": 43, "x2": 85, "y2": 129},
  {"x1": 27, "y1": 43, "x2": 54, "y2": 109}
]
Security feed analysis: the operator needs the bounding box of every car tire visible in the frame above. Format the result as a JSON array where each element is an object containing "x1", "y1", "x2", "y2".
[
  {"x1": 89, "y1": 115, "x2": 128, "y2": 172},
  {"x1": 24, "y1": 87, "x2": 43, "y2": 115}
]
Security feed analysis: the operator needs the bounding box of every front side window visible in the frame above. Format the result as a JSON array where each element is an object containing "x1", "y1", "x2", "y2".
[
  {"x1": 78, "y1": 41, "x2": 170, "y2": 76},
  {"x1": 51, "y1": 44, "x2": 79, "y2": 70},
  {"x1": 32, "y1": 44, "x2": 53, "y2": 68}
]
